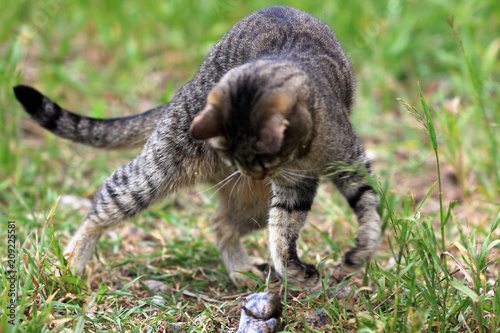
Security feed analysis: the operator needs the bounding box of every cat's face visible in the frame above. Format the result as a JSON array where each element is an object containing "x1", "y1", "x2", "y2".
[{"x1": 190, "y1": 85, "x2": 310, "y2": 180}]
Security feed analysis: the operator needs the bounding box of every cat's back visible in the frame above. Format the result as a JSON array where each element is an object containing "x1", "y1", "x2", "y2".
[
  {"x1": 206, "y1": 6, "x2": 354, "y2": 109},
  {"x1": 217, "y1": 6, "x2": 347, "y2": 60},
  {"x1": 241, "y1": 6, "x2": 342, "y2": 46}
]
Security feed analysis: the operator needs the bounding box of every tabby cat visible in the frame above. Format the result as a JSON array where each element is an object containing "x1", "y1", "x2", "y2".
[{"x1": 14, "y1": 6, "x2": 381, "y2": 288}]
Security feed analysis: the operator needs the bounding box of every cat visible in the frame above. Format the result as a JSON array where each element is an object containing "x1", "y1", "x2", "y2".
[{"x1": 13, "y1": 6, "x2": 381, "y2": 288}]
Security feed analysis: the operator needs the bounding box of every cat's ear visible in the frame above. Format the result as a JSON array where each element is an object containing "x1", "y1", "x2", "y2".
[
  {"x1": 258, "y1": 113, "x2": 289, "y2": 154},
  {"x1": 190, "y1": 106, "x2": 223, "y2": 140},
  {"x1": 256, "y1": 92, "x2": 294, "y2": 153},
  {"x1": 190, "y1": 87, "x2": 225, "y2": 140}
]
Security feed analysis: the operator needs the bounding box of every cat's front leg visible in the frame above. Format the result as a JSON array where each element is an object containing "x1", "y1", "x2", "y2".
[
  {"x1": 331, "y1": 156, "x2": 381, "y2": 276},
  {"x1": 268, "y1": 177, "x2": 320, "y2": 289}
]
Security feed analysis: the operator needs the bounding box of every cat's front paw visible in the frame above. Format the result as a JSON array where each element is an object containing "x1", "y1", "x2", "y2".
[
  {"x1": 343, "y1": 248, "x2": 367, "y2": 273},
  {"x1": 342, "y1": 232, "x2": 380, "y2": 275},
  {"x1": 342, "y1": 211, "x2": 381, "y2": 275},
  {"x1": 283, "y1": 260, "x2": 320, "y2": 289}
]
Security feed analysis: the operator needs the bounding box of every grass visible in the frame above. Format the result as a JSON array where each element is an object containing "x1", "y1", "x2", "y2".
[{"x1": 1, "y1": 0, "x2": 499, "y2": 332}]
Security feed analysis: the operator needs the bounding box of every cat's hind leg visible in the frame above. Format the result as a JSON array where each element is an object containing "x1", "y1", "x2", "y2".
[{"x1": 65, "y1": 131, "x2": 198, "y2": 275}]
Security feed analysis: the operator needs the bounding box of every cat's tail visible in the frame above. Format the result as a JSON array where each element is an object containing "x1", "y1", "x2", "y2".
[{"x1": 13, "y1": 85, "x2": 164, "y2": 149}]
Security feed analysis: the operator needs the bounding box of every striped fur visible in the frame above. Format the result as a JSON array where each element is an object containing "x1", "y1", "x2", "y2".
[
  {"x1": 13, "y1": 85, "x2": 162, "y2": 149},
  {"x1": 14, "y1": 6, "x2": 381, "y2": 288}
]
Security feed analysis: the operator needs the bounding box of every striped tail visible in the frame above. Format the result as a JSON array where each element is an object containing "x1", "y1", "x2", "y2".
[{"x1": 13, "y1": 85, "x2": 164, "y2": 149}]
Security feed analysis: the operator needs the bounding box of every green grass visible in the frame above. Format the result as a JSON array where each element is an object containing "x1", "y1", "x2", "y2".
[{"x1": 1, "y1": 0, "x2": 499, "y2": 332}]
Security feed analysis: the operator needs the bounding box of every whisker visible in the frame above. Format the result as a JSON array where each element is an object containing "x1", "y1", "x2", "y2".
[
  {"x1": 228, "y1": 173, "x2": 244, "y2": 204},
  {"x1": 281, "y1": 169, "x2": 322, "y2": 180},
  {"x1": 213, "y1": 172, "x2": 242, "y2": 199},
  {"x1": 199, "y1": 170, "x2": 241, "y2": 201},
  {"x1": 280, "y1": 170, "x2": 305, "y2": 182},
  {"x1": 198, "y1": 170, "x2": 240, "y2": 195},
  {"x1": 245, "y1": 176, "x2": 258, "y2": 199},
  {"x1": 284, "y1": 167, "x2": 325, "y2": 173},
  {"x1": 278, "y1": 171, "x2": 298, "y2": 184}
]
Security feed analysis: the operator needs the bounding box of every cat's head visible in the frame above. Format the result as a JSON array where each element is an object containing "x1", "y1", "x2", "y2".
[{"x1": 190, "y1": 61, "x2": 313, "y2": 179}]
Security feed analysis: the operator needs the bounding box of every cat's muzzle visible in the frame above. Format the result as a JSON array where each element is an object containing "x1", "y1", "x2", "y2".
[{"x1": 242, "y1": 169, "x2": 267, "y2": 180}]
